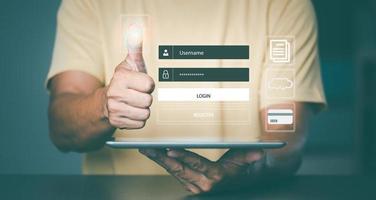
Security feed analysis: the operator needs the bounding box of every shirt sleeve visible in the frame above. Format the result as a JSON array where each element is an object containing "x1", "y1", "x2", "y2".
[
  {"x1": 260, "y1": 0, "x2": 326, "y2": 110},
  {"x1": 46, "y1": 0, "x2": 104, "y2": 88}
]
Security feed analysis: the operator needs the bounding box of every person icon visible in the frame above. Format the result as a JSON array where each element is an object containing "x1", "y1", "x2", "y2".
[{"x1": 163, "y1": 49, "x2": 169, "y2": 57}]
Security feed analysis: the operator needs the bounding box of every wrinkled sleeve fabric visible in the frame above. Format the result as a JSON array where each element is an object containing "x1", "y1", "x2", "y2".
[
  {"x1": 46, "y1": 0, "x2": 104, "y2": 88},
  {"x1": 260, "y1": 0, "x2": 326, "y2": 110}
]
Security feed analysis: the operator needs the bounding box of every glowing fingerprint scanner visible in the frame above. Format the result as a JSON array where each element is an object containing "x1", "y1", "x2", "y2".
[{"x1": 126, "y1": 23, "x2": 144, "y2": 51}]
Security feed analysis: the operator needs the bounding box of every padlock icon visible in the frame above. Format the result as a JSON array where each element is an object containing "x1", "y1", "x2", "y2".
[{"x1": 162, "y1": 70, "x2": 169, "y2": 80}]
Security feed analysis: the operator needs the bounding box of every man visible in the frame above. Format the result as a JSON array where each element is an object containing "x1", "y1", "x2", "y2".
[{"x1": 47, "y1": 0, "x2": 325, "y2": 194}]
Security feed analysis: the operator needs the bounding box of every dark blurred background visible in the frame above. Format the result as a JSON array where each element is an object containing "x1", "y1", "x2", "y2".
[{"x1": 0, "y1": 0, "x2": 375, "y2": 174}]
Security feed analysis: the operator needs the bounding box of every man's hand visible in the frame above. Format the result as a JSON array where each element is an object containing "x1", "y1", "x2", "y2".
[
  {"x1": 48, "y1": 60, "x2": 154, "y2": 151},
  {"x1": 138, "y1": 103, "x2": 312, "y2": 193},
  {"x1": 104, "y1": 61, "x2": 155, "y2": 129},
  {"x1": 139, "y1": 148, "x2": 264, "y2": 194},
  {"x1": 48, "y1": 32, "x2": 153, "y2": 152}
]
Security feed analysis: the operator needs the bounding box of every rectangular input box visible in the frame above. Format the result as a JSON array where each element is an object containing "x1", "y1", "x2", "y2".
[
  {"x1": 157, "y1": 88, "x2": 249, "y2": 102},
  {"x1": 159, "y1": 68, "x2": 249, "y2": 82},
  {"x1": 157, "y1": 106, "x2": 250, "y2": 124},
  {"x1": 159, "y1": 45, "x2": 249, "y2": 59}
]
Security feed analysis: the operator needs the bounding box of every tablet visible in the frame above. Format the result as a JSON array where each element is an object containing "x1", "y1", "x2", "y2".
[{"x1": 106, "y1": 140, "x2": 286, "y2": 149}]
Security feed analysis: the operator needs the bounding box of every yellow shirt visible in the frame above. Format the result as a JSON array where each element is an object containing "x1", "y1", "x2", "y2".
[{"x1": 47, "y1": 0, "x2": 326, "y2": 174}]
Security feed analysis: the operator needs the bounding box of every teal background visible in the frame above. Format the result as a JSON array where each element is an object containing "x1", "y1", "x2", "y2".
[
  {"x1": 0, "y1": 0, "x2": 80, "y2": 173},
  {"x1": 0, "y1": 0, "x2": 374, "y2": 174}
]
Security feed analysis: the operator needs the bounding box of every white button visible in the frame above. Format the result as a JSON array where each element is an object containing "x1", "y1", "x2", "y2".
[{"x1": 157, "y1": 88, "x2": 249, "y2": 102}]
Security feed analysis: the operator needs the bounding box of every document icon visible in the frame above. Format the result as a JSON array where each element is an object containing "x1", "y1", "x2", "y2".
[{"x1": 269, "y1": 39, "x2": 291, "y2": 63}]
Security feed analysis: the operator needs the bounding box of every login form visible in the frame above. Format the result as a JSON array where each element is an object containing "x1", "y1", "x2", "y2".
[{"x1": 156, "y1": 45, "x2": 251, "y2": 126}]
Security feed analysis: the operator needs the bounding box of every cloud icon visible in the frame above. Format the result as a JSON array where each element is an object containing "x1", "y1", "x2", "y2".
[{"x1": 268, "y1": 78, "x2": 294, "y2": 90}]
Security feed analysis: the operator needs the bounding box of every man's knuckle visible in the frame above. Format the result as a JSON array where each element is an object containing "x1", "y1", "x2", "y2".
[
  {"x1": 184, "y1": 186, "x2": 192, "y2": 192},
  {"x1": 114, "y1": 69, "x2": 125, "y2": 79},
  {"x1": 107, "y1": 86, "x2": 123, "y2": 99},
  {"x1": 139, "y1": 94, "x2": 152, "y2": 108},
  {"x1": 212, "y1": 172, "x2": 223, "y2": 182},
  {"x1": 115, "y1": 63, "x2": 128, "y2": 72},
  {"x1": 108, "y1": 118, "x2": 115, "y2": 125},
  {"x1": 136, "y1": 121, "x2": 145, "y2": 128},
  {"x1": 107, "y1": 105, "x2": 116, "y2": 114},
  {"x1": 142, "y1": 109, "x2": 150, "y2": 120},
  {"x1": 170, "y1": 164, "x2": 185, "y2": 176},
  {"x1": 145, "y1": 95, "x2": 153, "y2": 107},
  {"x1": 143, "y1": 76, "x2": 155, "y2": 92},
  {"x1": 108, "y1": 117, "x2": 119, "y2": 127},
  {"x1": 192, "y1": 160, "x2": 205, "y2": 171},
  {"x1": 106, "y1": 88, "x2": 114, "y2": 98},
  {"x1": 106, "y1": 101, "x2": 116, "y2": 113},
  {"x1": 114, "y1": 65, "x2": 122, "y2": 72},
  {"x1": 208, "y1": 168, "x2": 224, "y2": 182},
  {"x1": 200, "y1": 179, "x2": 213, "y2": 192}
]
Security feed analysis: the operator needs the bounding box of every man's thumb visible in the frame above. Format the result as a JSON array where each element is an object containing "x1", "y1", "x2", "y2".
[{"x1": 125, "y1": 23, "x2": 147, "y2": 73}]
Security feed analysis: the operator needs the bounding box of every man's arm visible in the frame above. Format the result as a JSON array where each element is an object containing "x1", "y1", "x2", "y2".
[
  {"x1": 48, "y1": 61, "x2": 154, "y2": 153},
  {"x1": 259, "y1": 102, "x2": 313, "y2": 176},
  {"x1": 48, "y1": 71, "x2": 112, "y2": 152},
  {"x1": 139, "y1": 102, "x2": 314, "y2": 194}
]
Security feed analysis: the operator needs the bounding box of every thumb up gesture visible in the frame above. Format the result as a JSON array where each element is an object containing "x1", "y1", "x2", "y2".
[{"x1": 103, "y1": 23, "x2": 154, "y2": 129}]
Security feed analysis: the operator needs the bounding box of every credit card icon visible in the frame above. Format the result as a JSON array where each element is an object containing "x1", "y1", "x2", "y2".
[{"x1": 267, "y1": 109, "x2": 293, "y2": 125}]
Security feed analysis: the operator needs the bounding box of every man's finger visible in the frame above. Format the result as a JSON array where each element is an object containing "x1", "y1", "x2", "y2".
[
  {"x1": 121, "y1": 89, "x2": 153, "y2": 108},
  {"x1": 124, "y1": 70, "x2": 154, "y2": 93},
  {"x1": 108, "y1": 101, "x2": 150, "y2": 121},
  {"x1": 107, "y1": 115, "x2": 145, "y2": 129},
  {"x1": 220, "y1": 149, "x2": 263, "y2": 164},
  {"x1": 175, "y1": 176, "x2": 202, "y2": 194},
  {"x1": 139, "y1": 149, "x2": 200, "y2": 179},
  {"x1": 218, "y1": 149, "x2": 264, "y2": 175},
  {"x1": 139, "y1": 149, "x2": 212, "y2": 191},
  {"x1": 115, "y1": 65, "x2": 154, "y2": 93},
  {"x1": 167, "y1": 149, "x2": 214, "y2": 174}
]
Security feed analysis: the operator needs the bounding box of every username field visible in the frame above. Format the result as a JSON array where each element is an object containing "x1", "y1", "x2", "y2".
[{"x1": 159, "y1": 45, "x2": 249, "y2": 59}]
